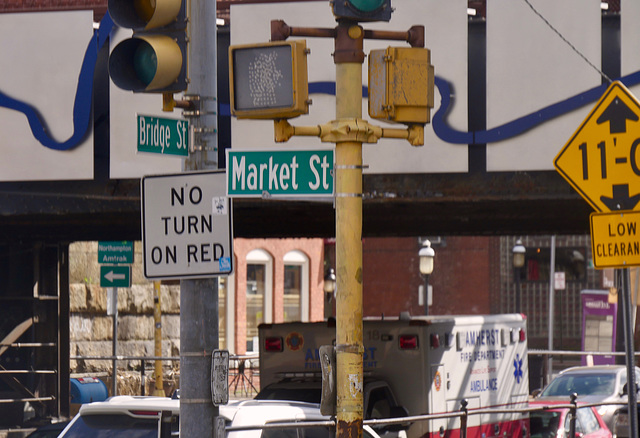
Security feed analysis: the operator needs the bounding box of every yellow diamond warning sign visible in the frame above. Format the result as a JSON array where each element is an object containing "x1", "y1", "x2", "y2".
[
  {"x1": 555, "y1": 81, "x2": 640, "y2": 212},
  {"x1": 590, "y1": 210, "x2": 640, "y2": 268}
]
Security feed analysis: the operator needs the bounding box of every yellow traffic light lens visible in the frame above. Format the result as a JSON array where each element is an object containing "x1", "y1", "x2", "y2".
[
  {"x1": 134, "y1": 43, "x2": 158, "y2": 86},
  {"x1": 350, "y1": 0, "x2": 385, "y2": 12},
  {"x1": 134, "y1": 0, "x2": 156, "y2": 23}
]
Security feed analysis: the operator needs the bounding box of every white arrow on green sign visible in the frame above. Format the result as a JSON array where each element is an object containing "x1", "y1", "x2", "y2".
[
  {"x1": 226, "y1": 149, "x2": 334, "y2": 197},
  {"x1": 137, "y1": 114, "x2": 189, "y2": 157},
  {"x1": 100, "y1": 265, "x2": 131, "y2": 288}
]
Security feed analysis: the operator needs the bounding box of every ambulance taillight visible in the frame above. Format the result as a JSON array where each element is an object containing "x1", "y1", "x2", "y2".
[
  {"x1": 399, "y1": 334, "x2": 418, "y2": 350},
  {"x1": 519, "y1": 328, "x2": 526, "y2": 342},
  {"x1": 265, "y1": 337, "x2": 283, "y2": 352}
]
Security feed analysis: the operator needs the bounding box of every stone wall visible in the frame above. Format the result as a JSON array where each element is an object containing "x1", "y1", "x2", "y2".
[
  {"x1": 69, "y1": 242, "x2": 181, "y2": 394},
  {"x1": 69, "y1": 283, "x2": 181, "y2": 373}
]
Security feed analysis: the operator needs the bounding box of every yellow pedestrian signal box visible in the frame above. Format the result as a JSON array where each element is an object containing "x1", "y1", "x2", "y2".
[
  {"x1": 368, "y1": 47, "x2": 435, "y2": 124},
  {"x1": 229, "y1": 40, "x2": 309, "y2": 120},
  {"x1": 108, "y1": 0, "x2": 187, "y2": 93}
]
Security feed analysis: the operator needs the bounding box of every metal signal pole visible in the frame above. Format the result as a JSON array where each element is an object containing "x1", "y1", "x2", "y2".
[
  {"x1": 180, "y1": 0, "x2": 219, "y2": 436},
  {"x1": 334, "y1": 21, "x2": 365, "y2": 438}
]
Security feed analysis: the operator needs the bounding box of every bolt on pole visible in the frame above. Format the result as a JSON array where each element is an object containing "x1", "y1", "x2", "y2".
[{"x1": 334, "y1": 21, "x2": 365, "y2": 438}]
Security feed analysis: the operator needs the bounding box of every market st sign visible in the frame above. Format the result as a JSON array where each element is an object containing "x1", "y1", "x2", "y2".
[{"x1": 226, "y1": 149, "x2": 334, "y2": 197}]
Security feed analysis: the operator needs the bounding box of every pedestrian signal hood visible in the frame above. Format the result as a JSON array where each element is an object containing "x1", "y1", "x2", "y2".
[{"x1": 229, "y1": 40, "x2": 310, "y2": 120}]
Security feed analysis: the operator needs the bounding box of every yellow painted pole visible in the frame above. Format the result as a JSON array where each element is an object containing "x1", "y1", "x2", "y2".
[
  {"x1": 153, "y1": 281, "x2": 165, "y2": 397},
  {"x1": 335, "y1": 22, "x2": 364, "y2": 438}
]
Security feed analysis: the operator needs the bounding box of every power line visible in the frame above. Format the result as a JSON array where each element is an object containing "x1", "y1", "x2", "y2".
[{"x1": 521, "y1": 0, "x2": 613, "y2": 84}]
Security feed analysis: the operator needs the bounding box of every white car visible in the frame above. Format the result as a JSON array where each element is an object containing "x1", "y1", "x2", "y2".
[
  {"x1": 224, "y1": 399, "x2": 383, "y2": 438},
  {"x1": 58, "y1": 396, "x2": 383, "y2": 438},
  {"x1": 58, "y1": 396, "x2": 179, "y2": 437}
]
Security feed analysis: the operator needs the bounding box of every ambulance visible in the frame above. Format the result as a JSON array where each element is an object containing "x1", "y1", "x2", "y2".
[{"x1": 257, "y1": 313, "x2": 529, "y2": 438}]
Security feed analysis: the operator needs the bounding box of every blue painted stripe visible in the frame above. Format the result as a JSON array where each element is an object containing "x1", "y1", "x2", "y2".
[
  {"x1": 0, "y1": 13, "x2": 113, "y2": 151},
  {"x1": 4, "y1": 12, "x2": 640, "y2": 151}
]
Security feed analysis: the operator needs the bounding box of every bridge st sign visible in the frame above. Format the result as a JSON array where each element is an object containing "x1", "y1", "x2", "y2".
[
  {"x1": 226, "y1": 149, "x2": 334, "y2": 197},
  {"x1": 137, "y1": 114, "x2": 189, "y2": 157},
  {"x1": 554, "y1": 81, "x2": 640, "y2": 213}
]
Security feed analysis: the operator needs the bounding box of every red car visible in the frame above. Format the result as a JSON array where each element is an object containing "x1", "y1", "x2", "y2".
[{"x1": 529, "y1": 400, "x2": 612, "y2": 438}]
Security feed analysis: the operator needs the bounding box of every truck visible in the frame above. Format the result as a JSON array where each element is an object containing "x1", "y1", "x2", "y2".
[{"x1": 257, "y1": 313, "x2": 529, "y2": 438}]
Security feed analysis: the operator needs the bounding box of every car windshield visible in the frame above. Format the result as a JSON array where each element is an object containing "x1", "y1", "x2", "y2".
[
  {"x1": 540, "y1": 373, "x2": 616, "y2": 397},
  {"x1": 530, "y1": 410, "x2": 562, "y2": 438},
  {"x1": 61, "y1": 414, "x2": 159, "y2": 438},
  {"x1": 255, "y1": 386, "x2": 322, "y2": 404},
  {"x1": 262, "y1": 426, "x2": 333, "y2": 438}
]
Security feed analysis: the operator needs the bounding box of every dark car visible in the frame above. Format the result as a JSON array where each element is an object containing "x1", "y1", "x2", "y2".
[{"x1": 25, "y1": 421, "x2": 70, "y2": 438}]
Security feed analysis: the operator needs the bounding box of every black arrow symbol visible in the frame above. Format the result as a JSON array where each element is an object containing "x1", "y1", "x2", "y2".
[
  {"x1": 596, "y1": 97, "x2": 639, "y2": 134},
  {"x1": 600, "y1": 184, "x2": 640, "y2": 210}
]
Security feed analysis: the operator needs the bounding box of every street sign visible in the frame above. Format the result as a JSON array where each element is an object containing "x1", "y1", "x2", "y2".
[
  {"x1": 555, "y1": 81, "x2": 640, "y2": 212},
  {"x1": 137, "y1": 115, "x2": 189, "y2": 157},
  {"x1": 98, "y1": 241, "x2": 134, "y2": 264},
  {"x1": 226, "y1": 149, "x2": 334, "y2": 197},
  {"x1": 141, "y1": 170, "x2": 233, "y2": 279},
  {"x1": 590, "y1": 210, "x2": 640, "y2": 268},
  {"x1": 100, "y1": 265, "x2": 131, "y2": 288}
]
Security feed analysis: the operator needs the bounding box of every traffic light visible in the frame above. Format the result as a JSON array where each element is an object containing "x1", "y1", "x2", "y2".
[
  {"x1": 108, "y1": 0, "x2": 187, "y2": 93},
  {"x1": 368, "y1": 47, "x2": 434, "y2": 124},
  {"x1": 331, "y1": 0, "x2": 392, "y2": 22},
  {"x1": 229, "y1": 40, "x2": 310, "y2": 120}
]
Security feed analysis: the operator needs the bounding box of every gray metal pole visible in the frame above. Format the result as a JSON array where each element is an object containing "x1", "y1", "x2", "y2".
[
  {"x1": 423, "y1": 276, "x2": 429, "y2": 316},
  {"x1": 547, "y1": 236, "x2": 556, "y2": 384},
  {"x1": 112, "y1": 287, "x2": 118, "y2": 397},
  {"x1": 179, "y1": 0, "x2": 219, "y2": 436},
  {"x1": 621, "y1": 269, "x2": 638, "y2": 438}
]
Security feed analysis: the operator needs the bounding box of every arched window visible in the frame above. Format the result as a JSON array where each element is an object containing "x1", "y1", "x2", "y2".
[
  {"x1": 283, "y1": 250, "x2": 309, "y2": 322},
  {"x1": 246, "y1": 249, "x2": 273, "y2": 352}
]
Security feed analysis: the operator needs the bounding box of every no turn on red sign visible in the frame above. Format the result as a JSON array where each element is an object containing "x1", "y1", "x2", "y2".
[{"x1": 141, "y1": 171, "x2": 233, "y2": 279}]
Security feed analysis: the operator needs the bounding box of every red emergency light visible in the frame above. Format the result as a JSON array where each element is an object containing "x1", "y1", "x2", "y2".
[
  {"x1": 399, "y1": 334, "x2": 418, "y2": 350},
  {"x1": 264, "y1": 336, "x2": 284, "y2": 352}
]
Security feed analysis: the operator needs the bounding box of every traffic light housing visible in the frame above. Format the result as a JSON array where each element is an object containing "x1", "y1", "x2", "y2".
[
  {"x1": 368, "y1": 47, "x2": 434, "y2": 124},
  {"x1": 108, "y1": 0, "x2": 187, "y2": 93},
  {"x1": 331, "y1": 0, "x2": 392, "y2": 22},
  {"x1": 229, "y1": 40, "x2": 310, "y2": 120}
]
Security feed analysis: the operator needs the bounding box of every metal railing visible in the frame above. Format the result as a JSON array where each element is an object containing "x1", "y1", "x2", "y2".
[
  {"x1": 225, "y1": 395, "x2": 626, "y2": 438},
  {"x1": 69, "y1": 354, "x2": 260, "y2": 397}
]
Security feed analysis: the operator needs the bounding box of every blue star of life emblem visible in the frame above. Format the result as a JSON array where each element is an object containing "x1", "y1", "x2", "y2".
[{"x1": 513, "y1": 354, "x2": 523, "y2": 384}]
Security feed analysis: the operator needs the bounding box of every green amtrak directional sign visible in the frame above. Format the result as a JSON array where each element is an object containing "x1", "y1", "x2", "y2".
[
  {"x1": 226, "y1": 149, "x2": 334, "y2": 197},
  {"x1": 98, "y1": 241, "x2": 134, "y2": 264},
  {"x1": 100, "y1": 265, "x2": 131, "y2": 288}
]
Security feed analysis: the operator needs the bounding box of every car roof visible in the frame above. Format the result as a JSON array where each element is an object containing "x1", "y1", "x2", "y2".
[
  {"x1": 78, "y1": 395, "x2": 180, "y2": 415},
  {"x1": 530, "y1": 399, "x2": 592, "y2": 408},
  {"x1": 224, "y1": 399, "x2": 329, "y2": 426},
  {"x1": 556, "y1": 365, "x2": 633, "y2": 375}
]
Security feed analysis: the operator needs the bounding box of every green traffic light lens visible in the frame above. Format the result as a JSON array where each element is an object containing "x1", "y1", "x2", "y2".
[
  {"x1": 133, "y1": 43, "x2": 158, "y2": 86},
  {"x1": 349, "y1": 0, "x2": 385, "y2": 12}
]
